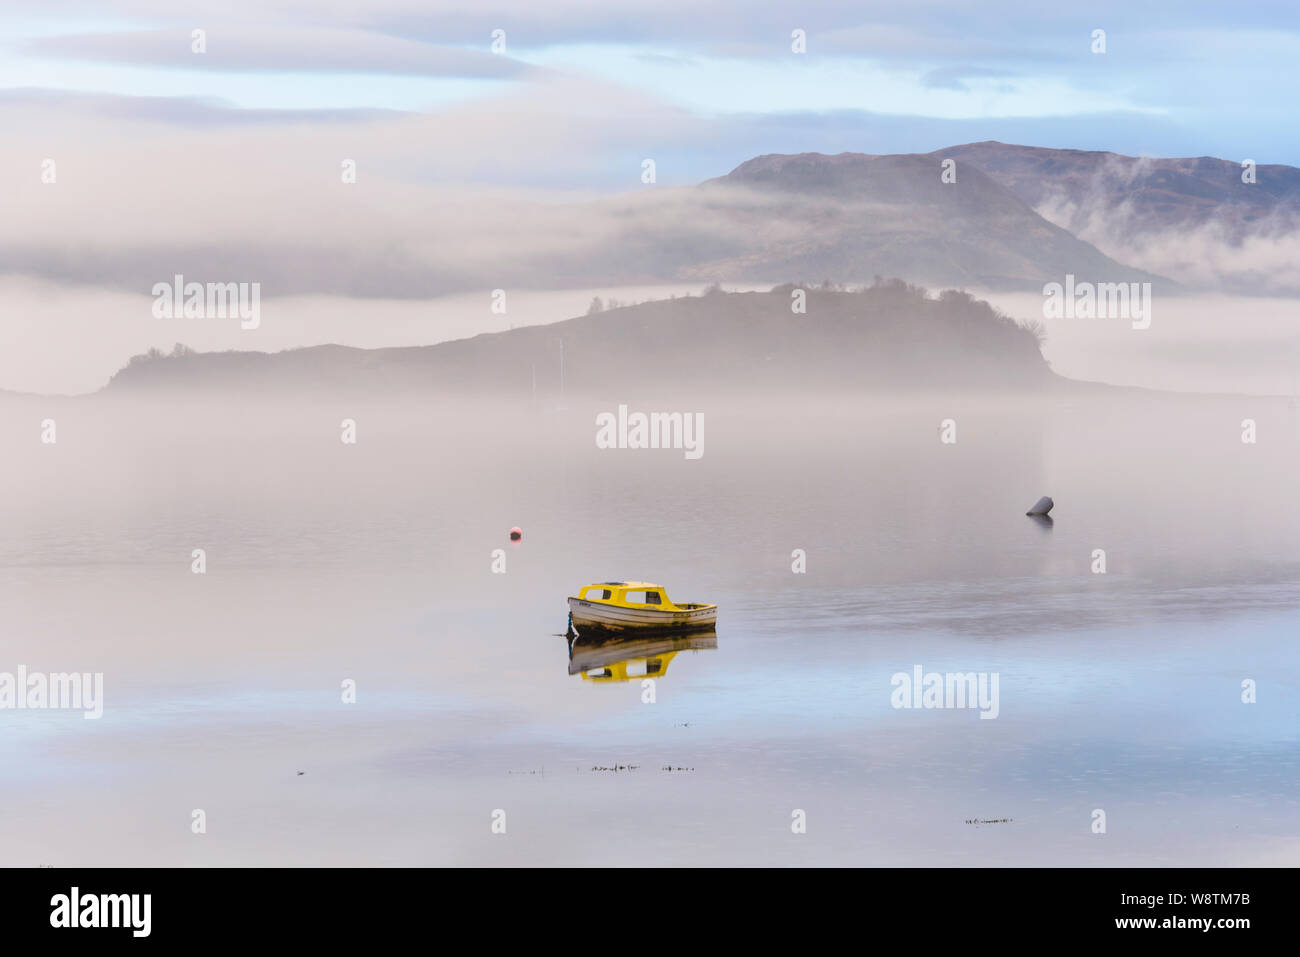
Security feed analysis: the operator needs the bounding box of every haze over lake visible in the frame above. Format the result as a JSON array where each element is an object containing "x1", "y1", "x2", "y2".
[{"x1": 3, "y1": 387, "x2": 1295, "y2": 865}]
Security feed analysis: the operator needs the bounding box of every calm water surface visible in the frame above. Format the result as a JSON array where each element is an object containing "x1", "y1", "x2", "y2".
[{"x1": 1, "y1": 392, "x2": 1297, "y2": 865}]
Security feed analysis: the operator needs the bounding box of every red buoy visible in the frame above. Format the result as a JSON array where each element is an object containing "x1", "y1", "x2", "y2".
[{"x1": 509, "y1": 526, "x2": 522, "y2": 541}]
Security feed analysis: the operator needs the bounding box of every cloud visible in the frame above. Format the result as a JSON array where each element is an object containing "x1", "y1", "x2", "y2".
[
  {"x1": 32, "y1": 1, "x2": 1300, "y2": 53},
  {"x1": 0, "y1": 80, "x2": 1250, "y2": 301},
  {"x1": 632, "y1": 52, "x2": 699, "y2": 68},
  {"x1": 1069, "y1": 215, "x2": 1300, "y2": 296},
  {"x1": 2, "y1": 62, "x2": 1295, "y2": 317},
  {"x1": 921, "y1": 65, "x2": 1019, "y2": 92},
  {"x1": 25, "y1": 26, "x2": 538, "y2": 78},
  {"x1": 0, "y1": 77, "x2": 757, "y2": 299},
  {"x1": 0, "y1": 87, "x2": 397, "y2": 125},
  {"x1": 1028, "y1": 154, "x2": 1300, "y2": 295},
  {"x1": 12, "y1": 2, "x2": 1300, "y2": 164}
]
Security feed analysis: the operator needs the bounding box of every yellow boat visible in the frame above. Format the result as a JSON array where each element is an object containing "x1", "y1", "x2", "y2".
[{"x1": 567, "y1": 581, "x2": 718, "y2": 636}]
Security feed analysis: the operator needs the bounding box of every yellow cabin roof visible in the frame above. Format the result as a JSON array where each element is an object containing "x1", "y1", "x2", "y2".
[
  {"x1": 570, "y1": 582, "x2": 715, "y2": 614},
  {"x1": 575, "y1": 582, "x2": 677, "y2": 607}
]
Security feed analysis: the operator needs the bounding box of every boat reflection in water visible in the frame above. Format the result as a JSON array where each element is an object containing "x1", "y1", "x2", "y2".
[{"x1": 566, "y1": 630, "x2": 718, "y2": 682}]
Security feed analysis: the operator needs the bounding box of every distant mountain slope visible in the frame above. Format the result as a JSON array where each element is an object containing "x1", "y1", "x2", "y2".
[
  {"x1": 104, "y1": 284, "x2": 1060, "y2": 395},
  {"x1": 942, "y1": 141, "x2": 1300, "y2": 293},
  {"x1": 943, "y1": 141, "x2": 1300, "y2": 236},
  {"x1": 0, "y1": 145, "x2": 1176, "y2": 301},
  {"x1": 684, "y1": 152, "x2": 1170, "y2": 292}
]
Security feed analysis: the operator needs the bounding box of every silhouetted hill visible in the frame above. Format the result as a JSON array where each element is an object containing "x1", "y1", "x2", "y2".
[{"x1": 104, "y1": 284, "x2": 1061, "y2": 395}]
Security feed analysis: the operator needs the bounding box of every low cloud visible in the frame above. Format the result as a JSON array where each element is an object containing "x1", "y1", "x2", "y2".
[
  {"x1": 1032, "y1": 154, "x2": 1300, "y2": 296},
  {"x1": 0, "y1": 78, "x2": 750, "y2": 298},
  {"x1": 920, "y1": 65, "x2": 1020, "y2": 91},
  {"x1": 26, "y1": 26, "x2": 537, "y2": 78}
]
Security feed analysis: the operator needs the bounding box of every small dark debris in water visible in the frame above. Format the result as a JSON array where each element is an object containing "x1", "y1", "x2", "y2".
[
  {"x1": 675, "y1": 722, "x2": 690, "y2": 727},
  {"x1": 296, "y1": 771, "x2": 304, "y2": 776},
  {"x1": 965, "y1": 817, "x2": 1013, "y2": 825},
  {"x1": 662, "y1": 766, "x2": 694, "y2": 772}
]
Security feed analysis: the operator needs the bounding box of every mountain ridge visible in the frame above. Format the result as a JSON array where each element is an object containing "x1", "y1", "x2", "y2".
[
  {"x1": 940, "y1": 140, "x2": 1300, "y2": 235},
  {"x1": 689, "y1": 150, "x2": 1173, "y2": 293}
]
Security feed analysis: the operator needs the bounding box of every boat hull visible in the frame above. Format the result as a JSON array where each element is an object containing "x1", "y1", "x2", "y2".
[{"x1": 567, "y1": 597, "x2": 717, "y2": 635}]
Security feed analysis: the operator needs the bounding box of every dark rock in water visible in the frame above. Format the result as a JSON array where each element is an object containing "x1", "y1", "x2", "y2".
[{"x1": 1026, "y1": 496, "x2": 1054, "y2": 516}]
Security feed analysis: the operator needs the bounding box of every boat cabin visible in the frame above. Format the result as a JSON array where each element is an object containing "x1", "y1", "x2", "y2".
[{"x1": 576, "y1": 581, "x2": 676, "y2": 609}]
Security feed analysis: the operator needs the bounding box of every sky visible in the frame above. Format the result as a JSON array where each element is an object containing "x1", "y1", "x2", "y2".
[
  {"x1": 2, "y1": 1, "x2": 1298, "y2": 394},
  {"x1": 3, "y1": 0, "x2": 1300, "y2": 182}
]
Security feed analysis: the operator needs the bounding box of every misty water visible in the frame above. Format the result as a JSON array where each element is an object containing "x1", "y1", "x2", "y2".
[{"x1": 1, "y1": 390, "x2": 1297, "y2": 865}]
